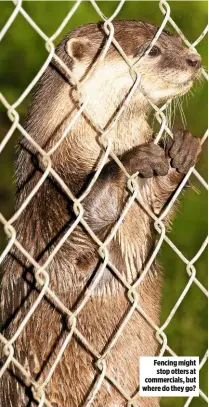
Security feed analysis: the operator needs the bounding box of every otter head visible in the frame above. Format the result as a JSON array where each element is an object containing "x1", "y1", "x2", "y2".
[
  {"x1": 64, "y1": 21, "x2": 202, "y2": 126},
  {"x1": 131, "y1": 22, "x2": 202, "y2": 104}
]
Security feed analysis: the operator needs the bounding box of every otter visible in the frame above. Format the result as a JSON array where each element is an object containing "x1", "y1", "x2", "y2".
[{"x1": 0, "y1": 20, "x2": 202, "y2": 407}]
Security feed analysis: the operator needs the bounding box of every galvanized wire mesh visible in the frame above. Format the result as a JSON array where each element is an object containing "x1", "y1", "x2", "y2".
[{"x1": 0, "y1": 1, "x2": 208, "y2": 406}]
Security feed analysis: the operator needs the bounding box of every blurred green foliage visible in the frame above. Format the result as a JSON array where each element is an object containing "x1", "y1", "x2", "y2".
[{"x1": 0, "y1": 2, "x2": 207, "y2": 407}]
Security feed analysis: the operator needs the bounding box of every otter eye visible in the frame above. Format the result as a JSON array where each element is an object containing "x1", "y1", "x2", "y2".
[{"x1": 148, "y1": 46, "x2": 161, "y2": 57}]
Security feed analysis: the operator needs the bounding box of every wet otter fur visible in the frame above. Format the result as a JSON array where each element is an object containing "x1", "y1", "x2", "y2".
[{"x1": 0, "y1": 20, "x2": 202, "y2": 407}]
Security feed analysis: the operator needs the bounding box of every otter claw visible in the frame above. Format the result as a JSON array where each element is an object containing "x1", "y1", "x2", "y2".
[
  {"x1": 168, "y1": 130, "x2": 201, "y2": 174},
  {"x1": 138, "y1": 143, "x2": 169, "y2": 178},
  {"x1": 124, "y1": 142, "x2": 169, "y2": 178}
]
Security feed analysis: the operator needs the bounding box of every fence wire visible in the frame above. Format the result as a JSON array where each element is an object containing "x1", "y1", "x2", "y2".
[{"x1": 0, "y1": 0, "x2": 208, "y2": 406}]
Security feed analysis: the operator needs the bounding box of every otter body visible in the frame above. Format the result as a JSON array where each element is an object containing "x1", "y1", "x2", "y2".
[{"x1": 0, "y1": 21, "x2": 201, "y2": 407}]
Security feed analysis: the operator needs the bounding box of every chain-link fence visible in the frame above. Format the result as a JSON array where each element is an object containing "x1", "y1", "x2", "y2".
[{"x1": 0, "y1": 1, "x2": 208, "y2": 406}]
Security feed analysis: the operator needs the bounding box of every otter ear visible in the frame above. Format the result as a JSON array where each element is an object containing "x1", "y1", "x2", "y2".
[{"x1": 66, "y1": 37, "x2": 91, "y2": 62}]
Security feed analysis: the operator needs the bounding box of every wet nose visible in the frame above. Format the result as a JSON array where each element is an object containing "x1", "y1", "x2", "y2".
[{"x1": 186, "y1": 53, "x2": 202, "y2": 69}]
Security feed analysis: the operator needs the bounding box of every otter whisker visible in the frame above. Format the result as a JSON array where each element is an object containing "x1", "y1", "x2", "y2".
[
  {"x1": 165, "y1": 99, "x2": 175, "y2": 131},
  {"x1": 173, "y1": 98, "x2": 178, "y2": 128},
  {"x1": 197, "y1": 74, "x2": 205, "y2": 86},
  {"x1": 176, "y1": 97, "x2": 187, "y2": 128}
]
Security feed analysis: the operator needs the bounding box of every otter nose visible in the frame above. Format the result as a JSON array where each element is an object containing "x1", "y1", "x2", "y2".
[{"x1": 186, "y1": 54, "x2": 202, "y2": 69}]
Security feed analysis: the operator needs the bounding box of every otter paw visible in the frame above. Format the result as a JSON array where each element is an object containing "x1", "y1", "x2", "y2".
[
  {"x1": 168, "y1": 130, "x2": 201, "y2": 174},
  {"x1": 125, "y1": 143, "x2": 169, "y2": 178}
]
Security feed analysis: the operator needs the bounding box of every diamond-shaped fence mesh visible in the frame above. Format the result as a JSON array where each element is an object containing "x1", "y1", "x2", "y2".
[{"x1": 0, "y1": 1, "x2": 208, "y2": 407}]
